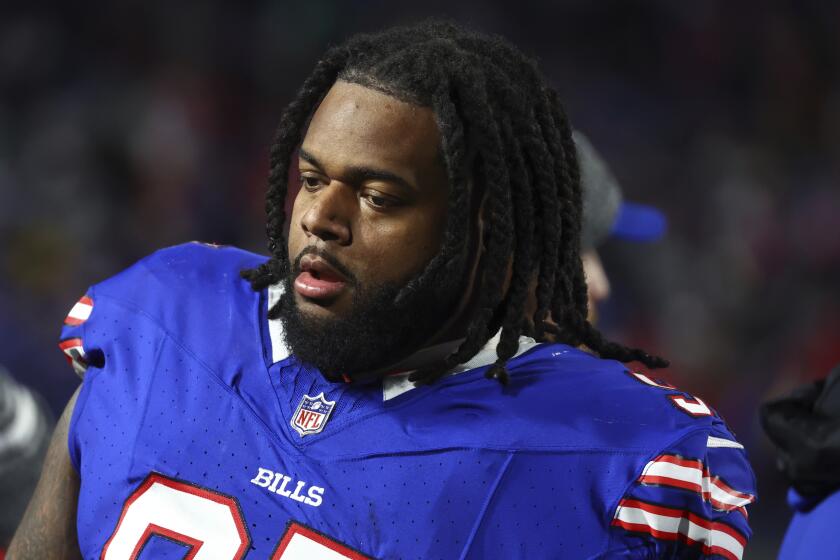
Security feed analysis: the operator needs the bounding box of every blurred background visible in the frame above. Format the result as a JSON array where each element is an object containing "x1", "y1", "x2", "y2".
[{"x1": 1, "y1": 0, "x2": 838, "y2": 556}]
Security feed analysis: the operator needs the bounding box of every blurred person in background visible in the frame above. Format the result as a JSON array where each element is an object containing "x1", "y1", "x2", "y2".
[
  {"x1": 0, "y1": 367, "x2": 53, "y2": 558},
  {"x1": 574, "y1": 131, "x2": 667, "y2": 325},
  {"x1": 762, "y1": 362, "x2": 840, "y2": 558}
]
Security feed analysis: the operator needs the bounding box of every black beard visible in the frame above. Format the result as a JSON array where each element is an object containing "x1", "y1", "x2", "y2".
[{"x1": 277, "y1": 252, "x2": 457, "y2": 382}]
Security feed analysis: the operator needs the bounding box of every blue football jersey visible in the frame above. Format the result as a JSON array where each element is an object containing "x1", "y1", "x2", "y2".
[
  {"x1": 778, "y1": 487, "x2": 840, "y2": 559},
  {"x1": 59, "y1": 243, "x2": 756, "y2": 559}
]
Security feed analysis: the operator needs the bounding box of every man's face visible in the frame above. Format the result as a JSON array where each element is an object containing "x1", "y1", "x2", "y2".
[{"x1": 280, "y1": 80, "x2": 453, "y2": 378}]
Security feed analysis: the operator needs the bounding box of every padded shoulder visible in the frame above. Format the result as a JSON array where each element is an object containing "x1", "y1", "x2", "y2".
[
  {"x1": 60, "y1": 244, "x2": 272, "y2": 472},
  {"x1": 410, "y1": 344, "x2": 736, "y2": 453},
  {"x1": 93, "y1": 242, "x2": 265, "y2": 312},
  {"x1": 59, "y1": 242, "x2": 269, "y2": 381}
]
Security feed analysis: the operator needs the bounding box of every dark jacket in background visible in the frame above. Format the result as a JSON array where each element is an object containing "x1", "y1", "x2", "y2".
[{"x1": 762, "y1": 363, "x2": 840, "y2": 558}]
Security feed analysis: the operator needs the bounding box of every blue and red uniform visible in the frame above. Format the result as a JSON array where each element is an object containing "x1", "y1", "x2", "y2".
[{"x1": 60, "y1": 243, "x2": 756, "y2": 559}]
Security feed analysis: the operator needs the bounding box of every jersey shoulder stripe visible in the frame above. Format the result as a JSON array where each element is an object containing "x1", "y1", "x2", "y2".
[
  {"x1": 57, "y1": 242, "x2": 267, "y2": 382},
  {"x1": 58, "y1": 337, "x2": 87, "y2": 378},
  {"x1": 612, "y1": 497, "x2": 746, "y2": 560},
  {"x1": 64, "y1": 295, "x2": 93, "y2": 326},
  {"x1": 609, "y1": 422, "x2": 756, "y2": 558},
  {"x1": 638, "y1": 453, "x2": 756, "y2": 515}
]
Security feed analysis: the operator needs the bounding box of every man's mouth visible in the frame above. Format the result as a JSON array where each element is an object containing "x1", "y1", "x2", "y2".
[{"x1": 293, "y1": 254, "x2": 349, "y2": 300}]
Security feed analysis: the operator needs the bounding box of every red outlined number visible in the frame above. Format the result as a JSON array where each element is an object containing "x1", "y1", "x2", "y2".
[
  {"x1": 101, "y1": 473, "x2": 250, "y2": 560},
  {"x1": 628, "y1": 371, "x2": 713, "y2": 418},
  {"x1": 271, "y1": 522, "x2": 372, "y2": 560},
  {"x1": 668, "y1": 394, "x2": 713, "y2": 417}
]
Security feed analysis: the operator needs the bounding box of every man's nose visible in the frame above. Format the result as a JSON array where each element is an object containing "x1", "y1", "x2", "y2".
[{"x1": 299, "y1": 182, "x2": 354, "y2": 245}]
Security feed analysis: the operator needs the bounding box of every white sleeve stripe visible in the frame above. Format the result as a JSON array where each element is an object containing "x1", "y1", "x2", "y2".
[
  {"x1": 642, "y1": 461, "x2": 703, "y2": 486},
  {"x1": 68, "y1": 301, "x2": 93, "y2": 321},
  {"x1": 707, "y1": 436, "x2": 744, "y2": 449},
  {"x1": 613, "y1": 503, "x2": 744, "y2": 560},
  {"x1": 59, "y1": 339, "x2": 88, "y2": 378},
  {"x1": 640, "y1": 460, "x2": 755, "y2": 509}
]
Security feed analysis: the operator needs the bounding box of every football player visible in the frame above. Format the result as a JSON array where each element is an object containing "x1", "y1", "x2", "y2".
[{"x1": 10, "y1": 21, "x2": 756, "y2": 559}]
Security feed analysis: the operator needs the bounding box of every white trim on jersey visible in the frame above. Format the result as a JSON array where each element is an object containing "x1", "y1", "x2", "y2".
[
  {"x1": 267, "y1": 284, "x2": 290, "y2": 363},
  {"x1": 638, "y1": 455, "x2": 755, "y2": 512},
  {"x1": 382, "y1": 332, "x2": 540, "y2": 401},
  {"x1": 59, "y1": 338, "x2": 88, "y2": 377},
  {"x1": 265, "y1": 282, "x2": 544, "y2": 399},
  {"x1": 65, "y1": 295, "x2": 93, "y2": 326},
  {"x1": 612, "y1": 498, "x2": 745, "y2": 560},
  {"x1": 706, "y1": 435, "x2": 744, "y2": 449}
]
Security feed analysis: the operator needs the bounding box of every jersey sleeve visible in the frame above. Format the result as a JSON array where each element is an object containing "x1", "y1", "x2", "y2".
[
  {"x1": 59, "y1": 293, "x2": 99, "y2": 378},
  {"x1": 56, "y1": 243, "x2": 267, "y2": 476},
  {"x1": 57, "y1": 285, "x2": 154, "y2": 474},
  {"x1": 608, "y1": 425, "x2": 757, "y2": 560}
]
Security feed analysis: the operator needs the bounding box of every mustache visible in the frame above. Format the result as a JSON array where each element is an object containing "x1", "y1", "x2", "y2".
[{"x1": 292, "y1": 247, "x2": 358, "y2": 286}]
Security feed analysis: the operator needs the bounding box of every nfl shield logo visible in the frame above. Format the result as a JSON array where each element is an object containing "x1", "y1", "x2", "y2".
[{"x1": 291, "y1": 392, "x2": 336, "y2": 437}]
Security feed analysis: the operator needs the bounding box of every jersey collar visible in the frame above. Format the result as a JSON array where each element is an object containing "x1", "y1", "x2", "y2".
[
  {"x1": 265, "y1": 283, "x2": 541, "y2": 400},
  {"x1": 266, "y1": 284, "x2": 290, "y2": 363},
  {"x1": 381, "y1": 332, "x2": 540, "y2": 401}
]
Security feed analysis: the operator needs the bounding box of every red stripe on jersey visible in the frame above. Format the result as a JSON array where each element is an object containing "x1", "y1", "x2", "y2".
[
  {"x1": 611, "y1": 518, "x2": 740, "y2": 560},
  {"x1": 649, "y1": 454, "x2": 704, "y2": 470},
  {"x1": 59, "y1": 338, "x2": 83, "y2": 351},
  {"x1": 639, "y1": 454, "x2": 755, "y2": 514},
  {"x1": 64, "y1": 296, "x2": 94, "y2": 325},
  {"x1": 638, "y1": 474, "x2": 701, "y2": 494},
  {"x1": 710, "y1": 476, "x2": 756, "y2": 503},
  {"x1": 616, "y1": 499, "x2": 746, "y2": 546}
]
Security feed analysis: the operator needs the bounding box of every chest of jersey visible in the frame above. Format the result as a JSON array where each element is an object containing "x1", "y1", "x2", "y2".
[
  {"x1": 62, "y1": 246, "x2": 757, "y2": 559},
  {"x1": 72, "y1": 337, "x2": 627, "y2": 559}
]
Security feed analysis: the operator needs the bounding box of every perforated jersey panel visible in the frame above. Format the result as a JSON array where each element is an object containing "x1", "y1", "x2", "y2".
[{"x1": 61, "y1": 244, "x2": 755, "y2": 559}]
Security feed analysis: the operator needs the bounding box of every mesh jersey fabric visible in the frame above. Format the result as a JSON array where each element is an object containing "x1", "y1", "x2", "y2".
[{"x1": 60, "y1": 243, "x2": 756, "y2": 559}]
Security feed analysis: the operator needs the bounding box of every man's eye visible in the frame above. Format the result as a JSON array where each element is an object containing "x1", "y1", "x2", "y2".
[
  {"x1": 363, "y1": 192, "x2": 396, "y2": 209},
  {"x1": 300, "y1": 175, "x2": 322, "y2": 190}
]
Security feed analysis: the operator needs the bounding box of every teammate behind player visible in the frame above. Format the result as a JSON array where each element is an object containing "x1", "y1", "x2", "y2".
[
  {"x1": 10, "y1": 21, "x2": 756, "y2": 559},
  {"x1": 574, "y1": 131, "x2": 666, "y2": 324}
]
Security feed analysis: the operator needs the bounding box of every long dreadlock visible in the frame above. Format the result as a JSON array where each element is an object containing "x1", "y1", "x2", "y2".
[{"x1": 242, "y1": 20, "x2": 668, "y2": 385}]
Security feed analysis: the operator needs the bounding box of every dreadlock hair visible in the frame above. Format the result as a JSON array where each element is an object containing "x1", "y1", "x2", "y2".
[{"x1": 242, "y1": 20, "x2": 668, "y2": 385}]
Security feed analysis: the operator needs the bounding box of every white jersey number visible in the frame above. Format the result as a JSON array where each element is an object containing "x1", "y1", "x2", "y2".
[
  {"x1": 102, "y1": 473, "x2": 368, "y2": 559},
  {"x1": 101, "y1": 473, "x2": 249, "y2": 559}
]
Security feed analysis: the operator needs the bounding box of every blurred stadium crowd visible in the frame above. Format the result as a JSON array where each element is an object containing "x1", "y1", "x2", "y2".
[{"x1": 1, "y1": 1, "x2": 838, "y2": 556}]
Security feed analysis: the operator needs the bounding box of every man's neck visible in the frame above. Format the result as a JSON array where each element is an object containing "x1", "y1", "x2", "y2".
[{"x1": 372, "y1": 337, "x2": 467, "y2": 378}]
